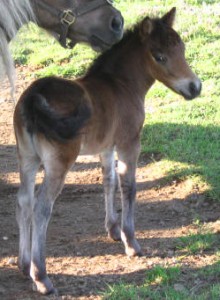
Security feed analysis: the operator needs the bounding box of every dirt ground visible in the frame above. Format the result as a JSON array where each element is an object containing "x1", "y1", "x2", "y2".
[{"x1": 0, "y1": 68, "x2": 219, "y2": 300}]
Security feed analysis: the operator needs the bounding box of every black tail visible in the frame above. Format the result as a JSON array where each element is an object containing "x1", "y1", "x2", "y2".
[{"x1": 22, "y1": 93, "x2": 91, "y2": 142}]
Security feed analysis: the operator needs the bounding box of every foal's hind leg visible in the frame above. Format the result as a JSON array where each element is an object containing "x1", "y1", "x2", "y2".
[
  {"x1": 30, "y1": 151, "x2": 76, "y2": 295},
  {"x1": 16, "y1": 153, "x2": 40, "y2": 276},
  {"x1": 100, "y1": 149, "x2": 120, "y2": 241},
  {"x1": 117, "y1": 142, "x2": 142, "y2": 257}
]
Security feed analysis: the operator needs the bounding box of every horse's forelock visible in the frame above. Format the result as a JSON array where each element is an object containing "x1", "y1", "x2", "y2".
[{"x1": 150, "y1": 19, "x2": 181, "y2": 48}]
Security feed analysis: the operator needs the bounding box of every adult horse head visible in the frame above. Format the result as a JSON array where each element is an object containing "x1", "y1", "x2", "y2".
[
  {"x1": 32, "y1": 0, "x2": 124, "y2": 50},
  {"x1": 0, "y1": 0, "x2": 123, "y2": 90}
]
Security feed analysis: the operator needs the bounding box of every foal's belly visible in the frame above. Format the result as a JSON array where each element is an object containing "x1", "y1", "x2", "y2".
[{"x1": 79, "y1": 138, "x2": 114, "y2": 156}]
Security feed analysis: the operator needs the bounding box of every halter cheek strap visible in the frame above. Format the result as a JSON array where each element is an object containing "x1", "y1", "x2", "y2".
[{"x1": 36, "y1": 0, "x2": 114, "y2": 48}]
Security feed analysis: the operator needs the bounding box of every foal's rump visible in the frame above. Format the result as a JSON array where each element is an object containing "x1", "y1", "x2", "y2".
[{"x1": 16, "y1": 77, "x2": 91, "y2": 142}]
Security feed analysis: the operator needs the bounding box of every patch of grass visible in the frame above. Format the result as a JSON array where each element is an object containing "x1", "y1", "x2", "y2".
[
  {"x1": 198, "y1": 260, "x2": 220, "y2": 278},
  {"x1": 146, "y1": 265, "x2": 181, "y2": 285},
  {"x1": 176, "y1": 232, "x2": 218, "y2": 255},
  {"x1": 175, "y1": 220, "x2": 220, "y2": 255},
  {"x1": 141, "y1": 119, "x2": 220, "y2": 199},
  {"x1": 11, "y1": 24, "x2": 96, "y2": 78},
  {"x1": 103, "y1": 262, "x2": 220, "y2": 300}
]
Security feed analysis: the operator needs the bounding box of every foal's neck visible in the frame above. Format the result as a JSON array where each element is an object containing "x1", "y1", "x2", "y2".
[{"x1": 86, "y1": 28, "x2": 155, "y2": 99}]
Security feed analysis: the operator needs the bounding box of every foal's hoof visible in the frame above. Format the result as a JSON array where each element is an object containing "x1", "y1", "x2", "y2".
[
  {"x1": 124, "y1": 239, "x2": 143, "y2": 257},
  {"x1": 126, "y1": 247, "x2": 143, "y2": 257},
  {"x1": 32, "y1": 277, "x2": 58, "y2": 295},
  {"x1": 18, "y1": 261, "x2": 30, "y2": 278},
  {"x1": 108, "y1": 224, "x2": 121, "y2": 241}
]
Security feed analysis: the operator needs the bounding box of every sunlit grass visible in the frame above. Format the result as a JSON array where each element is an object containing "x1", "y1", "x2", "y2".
[{"x1": 176, "y1": 232, "x2": 218, "y2": 255}]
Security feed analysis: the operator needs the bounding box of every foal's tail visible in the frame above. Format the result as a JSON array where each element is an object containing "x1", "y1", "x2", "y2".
[{"x1": 22, "y1": 93, "x2": 91, "y2": 142}]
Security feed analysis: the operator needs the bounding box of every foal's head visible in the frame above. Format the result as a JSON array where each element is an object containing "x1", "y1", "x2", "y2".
[{"x1": 139, "y1": 8, "x2": 201, "y2": 100}]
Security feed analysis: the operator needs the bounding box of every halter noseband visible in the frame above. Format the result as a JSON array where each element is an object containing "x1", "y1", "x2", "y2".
[{"x1": 36, "y1": 0, "x2": 114, "y2": 48}]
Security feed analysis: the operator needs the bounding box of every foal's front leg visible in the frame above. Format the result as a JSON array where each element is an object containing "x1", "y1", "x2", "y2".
[
  {"x1": 117, "y1": 143, "x2": 142, "y2": 257},
  {"x1": 100, "y1": 149, "x2": 120, "y2": 241}
]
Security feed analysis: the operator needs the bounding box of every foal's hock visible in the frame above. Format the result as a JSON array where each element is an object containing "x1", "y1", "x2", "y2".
[{"x1": 14, "y1": 8, "x2": 201, "y2": 295}]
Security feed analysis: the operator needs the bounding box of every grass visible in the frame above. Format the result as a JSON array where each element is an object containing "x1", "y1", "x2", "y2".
[
  {"x1": 103, "y1": 263, "x2": 220, "y2": 300},
  {"x1": 12, "y1": 25, "x2": 96, "y2": 78},
  {"x1": 9, "y1": 0, "x2": 220, "y2": 299},
  {"x1": 103, "y1": 221, "x2": 220, "y2": 299},
  {"x1": 176, "y1": 227, "x2": 219, "y2": 255}
]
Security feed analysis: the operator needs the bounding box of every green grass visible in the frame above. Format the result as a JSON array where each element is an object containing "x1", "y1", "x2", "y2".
[
  {"x1": 103, "y1": 262, "x2": 220, "y2": 300},
  {"x1": 103, "y1": 222, "x2": 220, "y2": 299},
  {"x1": 11, "y1": 24, "x2": 96, "y2": 78},
  {"x1": 146, "y1": 265, "x2": 181, "y2": 285},
  {"x1": 10, "y1": 1, "x2": 220, "y2": 299},
  {"x1": 176, "y1": 232, "x2": 218, "y2": 255},
  {"x1": 103, "y1": 221, "x2": 220, "y2": 299}
]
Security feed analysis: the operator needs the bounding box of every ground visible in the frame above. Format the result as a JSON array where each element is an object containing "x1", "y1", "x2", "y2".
[{"x1": 0, "y1": 68, "x2": 219, "y2": 300}]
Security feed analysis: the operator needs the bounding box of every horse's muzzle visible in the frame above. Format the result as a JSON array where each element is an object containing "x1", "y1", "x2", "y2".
[
  {"x1": 110, "y1": 14, "x2": 124, "y2": 36},
  {"x1": 182, "y1": 80, "x2": 202, "y2": 100}
]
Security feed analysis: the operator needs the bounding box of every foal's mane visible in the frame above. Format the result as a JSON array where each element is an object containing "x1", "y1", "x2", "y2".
[
  {"x1": 86, "y1": 23, "x2": 141, "y2": 77},
  {"x1": 85, "y1": 15, "x2": 181, "y2": 78}
]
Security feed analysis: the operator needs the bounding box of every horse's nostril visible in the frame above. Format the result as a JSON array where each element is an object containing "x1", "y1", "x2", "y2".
[
  {"x1": 189, "y1": 82, "x2": 196, "y2": 95},
  {"x1": 189, "y1": 81, "x2": 201, "y2": 97},
  {"x1": 110, "y1": 16, "x2": 123, "y2": 33}
]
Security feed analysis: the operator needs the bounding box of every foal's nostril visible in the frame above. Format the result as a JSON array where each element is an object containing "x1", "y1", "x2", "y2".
[
  {"x1": 189, "y1": 82, "x2": 196, "y2": 95},
  {"x1": 110, "y1": 16, "x2": 123, "y2": 33},
  {"x1": 189, "y1": 81, "x2": 201, "y2": 97}
]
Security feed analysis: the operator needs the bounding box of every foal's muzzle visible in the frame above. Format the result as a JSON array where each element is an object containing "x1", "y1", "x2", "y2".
[
  {"x1": 173, "y1": 78, "x2": 202, "y2": 100},
  {"x1": 182, "y1": 80, "x2": 202, "y2": 100}
]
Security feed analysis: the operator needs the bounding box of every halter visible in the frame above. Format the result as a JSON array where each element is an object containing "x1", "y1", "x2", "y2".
[{"x1": 36, "y1": 0, "x2": 114, "y2": 48}]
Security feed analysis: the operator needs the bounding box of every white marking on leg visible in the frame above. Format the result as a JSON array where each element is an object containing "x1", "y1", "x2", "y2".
[
  {"x1": 17, "y1": 157, "x2": 40, "y2": 275},
  {"x1": 117, "y1": 160, "x2": 127, "y2": 175},
  {"x1": 100, "y1": 150, "x2": 120, "y2": 240}
]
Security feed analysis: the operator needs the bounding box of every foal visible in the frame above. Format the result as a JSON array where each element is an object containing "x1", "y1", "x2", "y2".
[{"x1": 14, "y1": 8, "x2": 201, "y2": 294}]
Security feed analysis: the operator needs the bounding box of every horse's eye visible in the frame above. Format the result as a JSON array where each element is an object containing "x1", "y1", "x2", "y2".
[{"x1": 153, "y1": 54, "x2": 167, "y2": 64}]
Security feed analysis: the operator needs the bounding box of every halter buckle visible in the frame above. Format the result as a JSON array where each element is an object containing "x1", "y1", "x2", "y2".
[{"x1": 61, "y1": 10, "x2": 75, "y2": 25}]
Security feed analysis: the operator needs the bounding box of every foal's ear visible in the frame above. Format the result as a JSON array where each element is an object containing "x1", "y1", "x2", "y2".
[
  {"x1": 139, "y1": 17, "x2": 153, "y2": 41},
  {"x1": 161, "y1": 7, "x2": 176, "y2": 27}
]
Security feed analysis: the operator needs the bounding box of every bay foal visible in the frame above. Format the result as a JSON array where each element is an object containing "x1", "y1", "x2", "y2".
[{"x1": 14, "y1": 8, "x2": 201, "y2": 294}]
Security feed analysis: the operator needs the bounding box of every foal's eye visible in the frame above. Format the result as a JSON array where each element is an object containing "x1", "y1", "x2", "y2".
[{"x1": 153, "y1": 54, "x2": 167, "y2": 64}]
